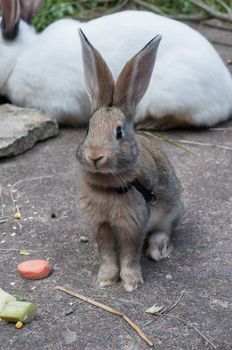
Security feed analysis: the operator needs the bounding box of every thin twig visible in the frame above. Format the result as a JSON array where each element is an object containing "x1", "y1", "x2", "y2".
[
  {"x1": 9, "y1": 175, "x2": 53, "y2": 230},
  {"x1": 177, "y1": 139, "x2": 232, "y2": 150},
  {"x1": 9, "y1": 175, "x2": 54, "y2": 209},
  {"x1": 209, "y1": 127, "x2": 232, "y2": 131},
  {"x1": 162, "y1": 313, "x2": 217, "y2": 349},
  {"x1": 210, "y1": 39, "x2": 232, "y2": 47},
  {"x1": 214, "y1": 0, "x2": 232, "y2": 14},
  {"x1": 133, "y1": 0, "x2": 165, "y2": 15},
  {"x1": 144, "y1": 289, "x2": 216, "y2": 349},
  {"x1": 76, "y1": 0, "x2": 129, "y2": 20},
  {"x1": 170, "y1": 13, "x2": 210, "y2": 21},
  {"x1": 0, "y1": 173, "x2": 18, "y2": 218},
  {"x1": 134, "y1": 0, "x2": 211, "y2": 21},
  {"x1": 138, "y1": 130, "x2": 198, "y2": 156},
  {"x1": 188, "y1": 0, "x2": 232, "y2": 23},
  {"x1": 97, "y1": 295, "x2": 145, "y2": 307},
  {"x1": 145, "y1": 289, "x2": 186, "y2": 317},
  {"x1": 203, "y1": 21, "x2": 232, "y2": 31},
  {"x1": 102, "y1": 0, "x2": 129, "y2": 15},
  {"x1": 0, "y1": 186, "x2": 3, "y2": 219},
  {"x1": 0, "y1": 249, "x2": 21, "y2": 252},
  {"x1": 0, "y1": 248, "x2": 50, "y2": 252},
  {"x1": 55, "y1": 286, "x2": 154, "y2": 347},
  {"x1": 160, "y1": 289, "x2": 186, "y2": 314}
]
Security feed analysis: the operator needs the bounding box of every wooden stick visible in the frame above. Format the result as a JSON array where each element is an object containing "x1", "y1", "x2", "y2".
[{"x1": 55, "y1": 286, "x2": 154, "y2": 347}]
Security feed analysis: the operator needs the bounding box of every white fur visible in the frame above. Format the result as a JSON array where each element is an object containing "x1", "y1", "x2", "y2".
[{"x1": 1, "y1": 11, "x2": 232, "y2": 127}]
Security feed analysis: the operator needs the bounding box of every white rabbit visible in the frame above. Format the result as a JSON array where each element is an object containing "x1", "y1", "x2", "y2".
[{"x1": 1, "y1": 0, "x2": 232, "y2": 129}]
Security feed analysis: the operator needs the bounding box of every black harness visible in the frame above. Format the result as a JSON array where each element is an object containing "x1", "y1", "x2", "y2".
[{"x1": 114, "y1": 179, "x2": 157, "y2": 206}]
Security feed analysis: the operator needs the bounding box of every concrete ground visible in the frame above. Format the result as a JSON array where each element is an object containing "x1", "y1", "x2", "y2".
[{"x1": 0, "y1": 23, "x2": 231, "y2": 350}]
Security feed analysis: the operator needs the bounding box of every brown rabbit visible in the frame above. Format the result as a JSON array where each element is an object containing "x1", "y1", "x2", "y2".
[{"x1": 76, "y1": 30, "x2": 183, "y2": 292}]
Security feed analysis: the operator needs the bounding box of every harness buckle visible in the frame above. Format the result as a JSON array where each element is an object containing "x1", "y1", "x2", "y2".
[{"x1": 149, "y1": 192, "x2": 157, "y2": 206}]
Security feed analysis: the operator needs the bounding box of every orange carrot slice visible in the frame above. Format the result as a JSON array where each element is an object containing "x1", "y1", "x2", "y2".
[{"x1": 17, "y1": 259, "x2": 53, "y2": 280}]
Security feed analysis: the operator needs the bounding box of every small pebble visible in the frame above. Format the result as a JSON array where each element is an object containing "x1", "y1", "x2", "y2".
[
  {"x1": 1, "y1": 240, "x2": 6, "y2": 244},
  {"x1": 10, "y1": 232, "x2": 16, "y2": 237},
  {"x1": 13, "y1": 226, "x2": 17, "y2": 230},
  {"x1": 2, "y1": 232, "x2": 6, "y2": 235},
  {"x1": 228, "y1": 59, "x2": 232, "y2": 65},
  {"x1": 69, "y1": 302, "x2": 73, "y2": 306},
  {"x1": 7, "y1": 184, "x2": 11, "y2": 187},
  {"x1": 28, "y1": 217, "x2": 33, "y2": 220},
  {"x1": 34, "y1": 212, "x2": 38, "y2": 215},
  {"x1": 31, "y1": 286, "x2": 36, "y2": 290},
  {"x1": 166, "y1": 274, "x2": 172, "y2": 280},
  {"x1": 80, "y1": 236, "x2": 89, "y2": 243},
  {"x1": 10, "y1": 282, "x2": 15, "y2": 286}
]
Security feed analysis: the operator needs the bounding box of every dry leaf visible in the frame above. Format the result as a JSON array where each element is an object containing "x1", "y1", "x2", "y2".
[{"x1": 145, "y1": 304, "x2": 163, "y2": 314}]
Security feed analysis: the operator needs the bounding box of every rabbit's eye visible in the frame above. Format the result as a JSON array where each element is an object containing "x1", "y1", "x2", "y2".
[{"x1": 116, "y1": 126, "x2": 123, "y2": 140}]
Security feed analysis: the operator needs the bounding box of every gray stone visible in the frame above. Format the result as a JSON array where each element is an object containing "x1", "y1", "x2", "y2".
[
  {"x1": 64, "y1": 330, "x2": 78, "y2": 345},
  {"x1": 0, "y1": 104, "x2": 59, "y2": 158}
]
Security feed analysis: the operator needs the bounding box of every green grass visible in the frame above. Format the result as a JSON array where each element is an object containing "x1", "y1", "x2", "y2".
[{"x1": 33, "y1": 0, "x2": 232, "y2": 31}]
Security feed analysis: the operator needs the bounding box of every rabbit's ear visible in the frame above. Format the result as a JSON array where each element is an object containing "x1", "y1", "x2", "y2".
[
  {"x1": 20, "y1": 0, "x2": 43, "y2": 24},
  {"x1": 113, "y1": 35, "x2": 162, "y2": 120},
  {"x1": 79, "y1": 29, "x2": 114, "y2": 113},
  {"x1": 1, "y1": 0, "x2": 21, "y2": 40}
]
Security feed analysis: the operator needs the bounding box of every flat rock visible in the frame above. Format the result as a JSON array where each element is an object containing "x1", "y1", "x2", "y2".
[{"x1": 0, "y1": 104, "x2": 59, "y2": 158}]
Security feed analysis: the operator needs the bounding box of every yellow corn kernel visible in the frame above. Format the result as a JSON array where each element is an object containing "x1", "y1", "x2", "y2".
[
  {"x1": 15, "y1": 321, "x2": 23, "y2": 329},
  {"x1": 14, "y1": 212, "x2": 21, "y2": 220}
]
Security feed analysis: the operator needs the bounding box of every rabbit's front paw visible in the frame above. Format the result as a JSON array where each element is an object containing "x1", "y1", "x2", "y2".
[
  {"x1": 97, "y1": 263, "x2": 119, "y2": 287},
  {"x1": 146, "y1": 232, "x2": 173, "y2": 261},
  {"x1": 120, "y1": 267, "x2": 144, "y2": 292}
]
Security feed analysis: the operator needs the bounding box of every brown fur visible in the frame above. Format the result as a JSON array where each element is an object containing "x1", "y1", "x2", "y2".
[
  {"x1": 76, "y1": 31, "x2": 183, "y2": 291},
  {"x1": 77, "y1": 125, "x2": 182, "y2": 291}
]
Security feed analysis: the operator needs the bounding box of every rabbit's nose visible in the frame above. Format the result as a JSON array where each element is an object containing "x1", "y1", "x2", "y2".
[{"x1": 85, "y1": 150, "x2": 107, "y2": 167}]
